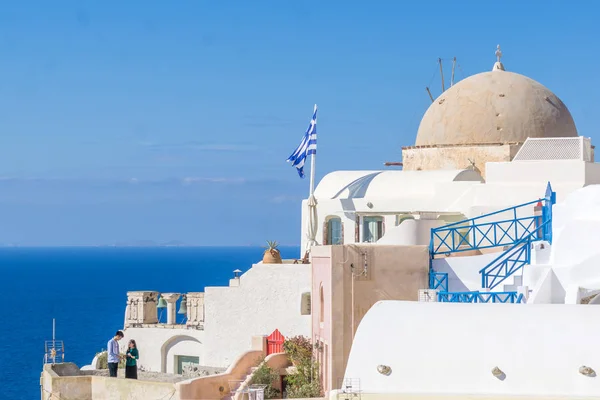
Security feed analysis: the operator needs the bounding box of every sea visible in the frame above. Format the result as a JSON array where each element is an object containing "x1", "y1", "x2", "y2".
[{"x1": 0, "y1": 246, "x2": 300, "y2": 400}]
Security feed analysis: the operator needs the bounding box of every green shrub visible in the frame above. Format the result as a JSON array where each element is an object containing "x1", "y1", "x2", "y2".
[
  {"x1": 95, "y1": 350, "x2": 126, "y2": 369},
  {"x1": 282, "y1": 336, "x2": 323, "y2": 398},
  {"x1": 286, "y1": 380, "x2": 322, "y2": 398},
  {"x1": 282, "y1": 335, "x2": 312, "y2": 365},
  {"x1": 249, "y1": 360, "x2": 280, "y2": 399}
]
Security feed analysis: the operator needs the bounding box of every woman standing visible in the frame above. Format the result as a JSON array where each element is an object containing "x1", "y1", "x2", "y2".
[{"x1": 125, "y1": 339, "x2": 139, "y2": 379}]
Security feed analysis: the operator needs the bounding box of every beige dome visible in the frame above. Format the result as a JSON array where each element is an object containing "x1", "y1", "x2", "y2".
[{"x1": 415, "y1": 67, "x2": 578, "y2": 146}]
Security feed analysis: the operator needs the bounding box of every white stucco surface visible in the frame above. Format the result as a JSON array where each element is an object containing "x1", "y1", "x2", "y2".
[
  {"x1": 544, "y1": 185, "x2": 600, "y2": 293},
  {"x1": 203, "y1": 263, "x2": 311, "y2": 368},
  {"x1": 120, "y1": 327, "x2": 204, "y2": 373},
  {"x1": 344, "y1": 301, "x2": 600, "y2": 398},
  {"x1": 301, "y1": 156, "x2": 600, "y2": 253},
  {"x1": 314, "y1": 170, "x2": 483, "y2": 200},
  {"x1": 432, "y1": 252, "x2": 507, "y2": 292}
]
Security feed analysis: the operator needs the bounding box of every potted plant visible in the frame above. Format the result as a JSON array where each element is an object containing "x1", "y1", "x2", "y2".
[{"x1": 262, "y1": 241, "x2": 283, "y2": 264}]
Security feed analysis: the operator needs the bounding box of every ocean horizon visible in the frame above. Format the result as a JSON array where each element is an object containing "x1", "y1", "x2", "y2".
[{"x1": 1, "y1": 246, "x2": 300, "y2": 400}]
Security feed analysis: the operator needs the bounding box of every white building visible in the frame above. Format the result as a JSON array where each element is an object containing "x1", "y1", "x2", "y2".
[
  {"x1": 329, "y1": 48, "x2": 600, "y2": 399},
  {"x1": 112, "y1": 261, "x2": 311, "y2": 374}
]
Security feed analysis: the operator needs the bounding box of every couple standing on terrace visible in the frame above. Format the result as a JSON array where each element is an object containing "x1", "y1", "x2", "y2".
[{"x1": 107, "y1": 330, "x2": 139, "y2": 379}]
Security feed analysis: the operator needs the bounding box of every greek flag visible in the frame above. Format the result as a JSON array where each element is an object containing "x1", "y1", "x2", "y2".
[{"x1": 287, "y1": 105, "x2": 317, "y2": 178}]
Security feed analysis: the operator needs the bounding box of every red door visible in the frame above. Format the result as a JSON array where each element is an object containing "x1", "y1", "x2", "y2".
[{"x1": 266, "y1": 329, "x2": 285, "y2": 355}]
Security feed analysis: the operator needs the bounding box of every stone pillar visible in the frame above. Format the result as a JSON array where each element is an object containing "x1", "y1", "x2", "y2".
[
  {"x1": 161, "y1": 293, "x2": 180, "y2": 325},
  {"x1": 186, "y1": 292, "x2": 205, "y2": 328},
  {"x1": 125, "y1": 291, "x2": 159, "y2": 327}
]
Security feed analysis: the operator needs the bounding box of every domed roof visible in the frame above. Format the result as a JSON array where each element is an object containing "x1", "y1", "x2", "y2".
[{"x1": 415, "y1": 49, "x2": 578, "y2": 146}]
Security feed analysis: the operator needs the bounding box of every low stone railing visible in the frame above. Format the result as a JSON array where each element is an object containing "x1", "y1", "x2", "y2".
[{"x1": 124, "y1": 291, "x2": 204, "y2": 329}]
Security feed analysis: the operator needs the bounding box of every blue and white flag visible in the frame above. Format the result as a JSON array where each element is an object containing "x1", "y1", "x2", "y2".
[{"x1": 287, "y1": 105, "x2": 317, "y2": 178}]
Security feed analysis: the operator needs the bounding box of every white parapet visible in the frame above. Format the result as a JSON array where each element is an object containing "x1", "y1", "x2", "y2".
[{"x1": 342, "y1": 300, "x2": 600, "y2": 398}]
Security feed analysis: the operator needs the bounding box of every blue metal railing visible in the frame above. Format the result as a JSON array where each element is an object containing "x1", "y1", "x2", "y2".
[
  {"x1": 430, "y1": 199, "x2": 546, "y2": 257},
  {"x1": 428, "y1": 182, "x2": 556, "y2": 299},
  {"x1": 480, "y1": 219, "x2": 551, "y2": 290},
  {"x1": 429, "y1": 272, "x2": 448, "y2": 292},
  {"x1": 437, "y1": 291, "x2": 525, "y2": 303}
]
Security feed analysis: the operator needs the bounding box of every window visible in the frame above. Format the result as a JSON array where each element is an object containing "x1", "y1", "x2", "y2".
[
  {"x1": 325, "y1": 217, "x2": 343, "y2": 245},
  {"x1": 301, "y1": 292, "x2": 311, "y2": 315},
  {"x1": 176, "y1": 355, "x2": 200, "y2": 375},
  {"x1": 319, "y1": 285, "x2": 324, "y2": 324},
  {"x1": 362, "y1": 216, "x2": 384, "y2": 243}
]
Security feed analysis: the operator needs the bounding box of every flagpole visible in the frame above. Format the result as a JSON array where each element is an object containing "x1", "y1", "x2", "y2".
[
  {"x1": 309, "y1": 154, "x2": 316, "y2": 196},
  {"x1": 308, "y1": 104, "x2": 317, "y2": 197}
]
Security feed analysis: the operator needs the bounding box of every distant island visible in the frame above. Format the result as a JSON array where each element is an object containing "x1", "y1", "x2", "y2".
[{"x1": 108, "y1": 240, "x2": 188, "y2": 247}]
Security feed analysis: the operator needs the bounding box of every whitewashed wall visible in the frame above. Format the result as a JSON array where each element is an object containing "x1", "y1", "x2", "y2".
[
  {"x1": 120, "y1": 327, "x2": 204, "y2": 373},
  {"x1": 301, "y1": 159, "x2": 600, "y2": 253},
  {"x1": 547, "y1": 185, "x2": 600, "y2": 294},
  {"x1": 432, "y1": 252, "x2": 508, "y2": 292},
  {"x1": 203, "y1": 263, "x2": 311, "y2": 368},
  {"x1": 342, "y1": 301, "x2": 600, "y2": 397}
]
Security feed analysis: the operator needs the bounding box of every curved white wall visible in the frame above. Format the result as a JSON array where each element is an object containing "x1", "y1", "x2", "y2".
[
  {"x1": 162, "y1": 335, "x2": 203, "y2": 373},
  {"x1": 378, "y1": 219, "x2": 445, "y2": 246},
  {"x1": 378, "y1": 219, "x2": 418, "y2": 245},
  {"x1": 343, "y1": 301, "x2": 600, "y2": 397}
]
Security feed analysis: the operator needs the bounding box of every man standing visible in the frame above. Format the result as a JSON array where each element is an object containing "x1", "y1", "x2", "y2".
[{"x1": 107, "y1": 330, "x2": 124, "y2": 378}]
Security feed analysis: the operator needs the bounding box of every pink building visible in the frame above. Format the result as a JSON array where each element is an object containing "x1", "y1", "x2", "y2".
[{"x1": 311, "y1": 244, "x2": 428, "y2": 394}]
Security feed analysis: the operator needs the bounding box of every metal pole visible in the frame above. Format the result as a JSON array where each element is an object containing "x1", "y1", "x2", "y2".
[
  {"x1": 451, "y1": 57, "x2": 456, "y2": 86},
  {"x1": 426, "y1": 87, "x2": 434, "y2": 103},
  {"x1": 52, "y1": 318, "x2": 56, "y2": 364},
  {"x1": 439, "y1": 58, "x2": 445, "y2": 92}
]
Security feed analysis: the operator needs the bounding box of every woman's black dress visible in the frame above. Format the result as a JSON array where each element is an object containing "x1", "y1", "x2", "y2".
[{"x1": 125, "y1": 348, "x2": 139, "y2": 379}]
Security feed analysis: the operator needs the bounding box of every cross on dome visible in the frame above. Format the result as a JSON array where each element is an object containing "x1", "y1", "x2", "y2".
[
  {"x1": 495, "y1": 45, "x2": 502, "y2": 62},
  {"x1": 492, "y1": 44, "x2": 505, "y2": 71}
]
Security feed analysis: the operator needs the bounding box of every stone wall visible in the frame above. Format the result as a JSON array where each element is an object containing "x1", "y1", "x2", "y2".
[
  {"x1": 41, "y1": 363, "x2": 176, "y2": 400},
  {"x1": 401, "y1": 143, "x2": 521, "y2": 178}
]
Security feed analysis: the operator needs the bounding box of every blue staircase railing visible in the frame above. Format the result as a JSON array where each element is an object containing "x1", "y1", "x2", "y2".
[
  {"x1": 429, "y1": 272, "x2": 448, "y2": 292},
  {"x1": 430, "y1": 198, "x2": 552, "y2": 257},
  {"x1": 428, "y1": 182, "x2": 556, "y2": 303},
  {"x1": 437, "y1": 291, "x2": 525, "y2": 303},
  {"x1": 479, "y1": 219, "x2": 551, "y2": 290}
]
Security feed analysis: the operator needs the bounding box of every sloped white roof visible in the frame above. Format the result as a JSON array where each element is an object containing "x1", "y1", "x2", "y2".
[{"x1": 314, "y1": 169, "x2": 483, "y2": 200}]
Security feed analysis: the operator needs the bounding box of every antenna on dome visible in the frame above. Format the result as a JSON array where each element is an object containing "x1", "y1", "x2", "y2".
[
  {"x1": 425, "y1": 87, "x2": 434, "y2": 103},
  {"x1": 438, "y1": 58, "x2": 445, "y2": 92},
  {"x1": 451, "y1": 57, "x2": 456, "y2": 87}
]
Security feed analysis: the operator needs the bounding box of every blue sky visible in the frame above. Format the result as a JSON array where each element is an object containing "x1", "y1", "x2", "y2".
[{"x1": 0, "y1": 1, "x2": 597, "y2": 246}]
